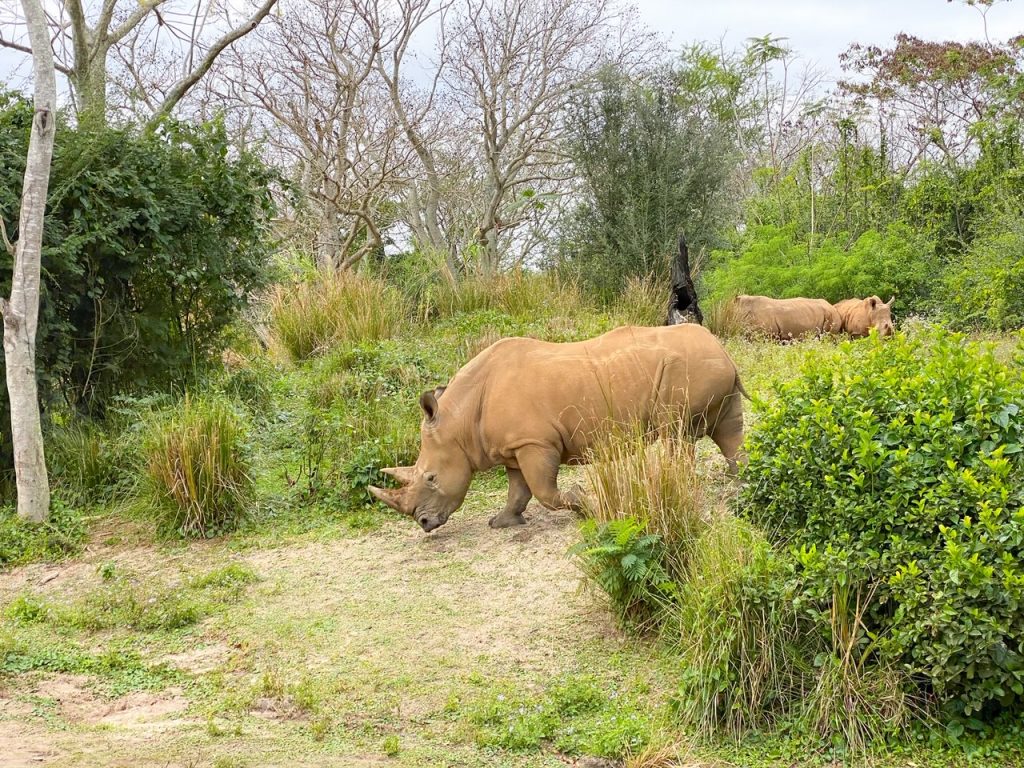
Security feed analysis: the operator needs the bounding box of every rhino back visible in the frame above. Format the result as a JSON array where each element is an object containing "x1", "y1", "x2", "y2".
[
  {"x1": 735, "y1": 295, "x2": 838, "y2": 338},
  {"x1": 453, "y1": 326, "x2": 739, "y2": 464}
]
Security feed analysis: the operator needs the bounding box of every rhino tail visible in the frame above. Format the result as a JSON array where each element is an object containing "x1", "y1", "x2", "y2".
[{"x1": 735, "y1": 374, "x2": 751, "y2": 400}]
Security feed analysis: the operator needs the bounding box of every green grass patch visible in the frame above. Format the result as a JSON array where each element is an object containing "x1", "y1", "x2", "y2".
[
  {"x1": 0, "y1": 631, "x2": 185, "y2": 696},
  {"x1": 461, "y1": 674, "x2": 658, "y2": 758},
  {"x1": 4, "y1": 562, "x2": 259, "y2": 634},
  {"x1": 0, "y1": 500, "x2": 86, "y2": 568}
]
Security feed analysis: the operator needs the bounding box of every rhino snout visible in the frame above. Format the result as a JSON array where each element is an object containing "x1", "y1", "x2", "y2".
[{"x1": 417, "y1": 514, "x2": 440, "y2": 532}]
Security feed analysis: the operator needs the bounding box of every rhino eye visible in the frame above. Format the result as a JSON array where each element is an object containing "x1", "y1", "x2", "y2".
[{"x1": 425, "y1": 472, "x2": 437, "y2": 485}]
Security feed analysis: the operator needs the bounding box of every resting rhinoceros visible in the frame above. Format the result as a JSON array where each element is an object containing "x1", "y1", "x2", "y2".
[
  {"x1": 369, "y1": 324, "x2": 747, "y2": 532},
  {"x1": 833, "y1": 296, "x2": 895, "y2": 337},
  {"x1": 732, "y1": 295, "x2": 842, "y2": 339}
]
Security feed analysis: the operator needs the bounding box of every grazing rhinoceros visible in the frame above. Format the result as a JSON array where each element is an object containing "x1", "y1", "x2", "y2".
[
  {"x1": 369, "y1": 324, "x2": 747, "y2": 533},
  {"x1": 732, "y1": 295, "x2": 842, "y2": 339},
  {"x1": 833, "y1": 296, "x2": 895, "y2": 337}
]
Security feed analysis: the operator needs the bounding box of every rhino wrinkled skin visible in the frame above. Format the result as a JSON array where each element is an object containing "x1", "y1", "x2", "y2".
[
  {"x1": 369, "y1": 324, "x2": 748, "y2": 533},
  {"x1": 733, "y1": 294, "x2": 894, "y2": 339}
]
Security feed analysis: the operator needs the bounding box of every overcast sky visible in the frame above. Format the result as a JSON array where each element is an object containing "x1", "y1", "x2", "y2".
[
  {"x1": 640, "y1": 0, "x2": 1024, "y2": 83},
  {"x1": 1, "y1": 0, "x2": 1022, "y2": 96}
]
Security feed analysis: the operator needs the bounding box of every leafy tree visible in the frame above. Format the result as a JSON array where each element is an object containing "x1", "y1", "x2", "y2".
[
  {"x1": 0, "y1": 91, "x2": 276, "y2": 489},
  {"x1": 556, "y1": 55, "x2": 742, "y2": 299}
]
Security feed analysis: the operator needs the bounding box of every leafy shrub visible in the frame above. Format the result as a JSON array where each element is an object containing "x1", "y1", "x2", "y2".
[
  {"x1": 704, "y1": 222, "x2": 937, "y2": 311},
  {"x1": 0, "y1": 500, "x2": 85, "y2": 567},
  {"x1": 143, "y1": 397, "x2": 252, "y2": 537},
  {"x1": 741, "y1": 330, "x2": 1024, "y2": 717},
  {"x1": 571, "y1": 518, "x2": 676, "y2": 629},
  {"x1": 0, "y1": 91, "x2": 275, "y2": 415},
  {"x1": 942, "y1": 214, "x2": 1024, "y2": 330},
  {"x1": 267, "y1": 271, "x2": 406, "y2": 361}
]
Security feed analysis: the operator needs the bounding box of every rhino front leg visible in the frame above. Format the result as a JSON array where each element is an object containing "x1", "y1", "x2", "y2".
[
  {"x1": 516, "y1": 446, "x2": 584, "y2": 513},
  {"x1": 489, "y1": 467, "x2": 532, "y2": 529}
]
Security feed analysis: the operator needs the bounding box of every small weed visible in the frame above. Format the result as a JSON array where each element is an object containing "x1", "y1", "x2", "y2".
[
  {"x1": 382, "y1": 734, "x2": 400, "y2": 756},
  {"x1": 5, "y1": 594, "x2": 50, "y2": 624},
  {"x1": 310, "y1": 713, "x2": 333, "y2": 741},
  {"x1": 189, "y1": 563, "x2": 259, "y2": 591},
  {"x1": 98, "y1": 561, "x2": 117, "y2": 581}
]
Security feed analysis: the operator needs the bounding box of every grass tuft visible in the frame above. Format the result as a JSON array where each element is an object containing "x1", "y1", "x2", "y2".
[
  {"x1": 143, "y1": 396, "x2": 252, "y2": 537},
  {"x1": 609, "y1": 275, "x2": 666, "y2": 327},
  {"x1": 267, "y1": 271, "x2": 406, "y2": 361}
]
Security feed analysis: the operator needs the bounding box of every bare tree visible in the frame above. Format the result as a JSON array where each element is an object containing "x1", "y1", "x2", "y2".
[
  {"x1": 216, "y1": 0, "x2": 418, "y2": 271},
  {"x1": 1, "y1": 0, "x2": 55, "y2": 522},
  {"x1": 0, "y1": 0, "x2": 278, "y2": 124},
  {"x1": 444, "y1": 0, "x2": 642, "y2": 274},
  {"x1": 363, "y1": 0, "x2": 463, "y2": 274}
]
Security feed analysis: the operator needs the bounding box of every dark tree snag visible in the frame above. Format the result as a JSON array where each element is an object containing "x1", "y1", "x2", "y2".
[{"x1": 666, "y1": 235, "x2": 703, "y2": 325}]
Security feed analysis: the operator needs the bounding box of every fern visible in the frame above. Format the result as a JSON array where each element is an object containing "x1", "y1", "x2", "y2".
[{"x1": 571, "y1": 518, "x2": 675, "y2": 630}]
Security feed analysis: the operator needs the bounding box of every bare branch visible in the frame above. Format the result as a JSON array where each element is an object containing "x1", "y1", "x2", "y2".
[
  {"x1": 0, "y1": 216, "x2": 15, "y2": 256},
  {"x1": 146, "y1": 0, "x2": 278, "y2": 126}
]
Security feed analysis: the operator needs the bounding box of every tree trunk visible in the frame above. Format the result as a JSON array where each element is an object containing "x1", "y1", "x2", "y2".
[
  {"x1": 3, "y1": 0, "x2": 56, "y2": 522},
  {"x1": 73, "y1": 45, "x2": 108, "y2": 123}
]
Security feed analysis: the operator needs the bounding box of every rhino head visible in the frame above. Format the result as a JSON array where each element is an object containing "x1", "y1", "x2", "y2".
[
  {"x1": 368, "y1": 388, "x2": 473, "y2": 532},
  {"x1": 849, "y1": 296, "x2": 895, "y2": 337}
]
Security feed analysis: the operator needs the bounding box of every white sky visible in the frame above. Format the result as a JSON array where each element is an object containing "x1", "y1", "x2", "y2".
[
  {"x1": 2, "y1": 0, "x2": 1022, "y2": 96},
  {"x1": 639, "y1": 0, "x2": 1024, "y2": 83}
]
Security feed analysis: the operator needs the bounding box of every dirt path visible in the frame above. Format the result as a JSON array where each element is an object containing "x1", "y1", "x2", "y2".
[{"x1": 0, "y1": 486, "x2": 652, "y2": 768}]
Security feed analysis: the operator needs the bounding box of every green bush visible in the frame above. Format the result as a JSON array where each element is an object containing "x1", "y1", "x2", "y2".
[
  {"x1": 942, "y1": 215, "x2": 1024, "y2": 330},
  {"x1": 143, "y1": 397, "x2": 253, "y2": 537},
  {"x1": 0, "y1": 91, "x2": 275, "y2": 413},
  {"x1": 704, "y1": 222, "x2": 937, "y2": 311},
  {"x1": 741, "y1": 330, "x2": 1024, "y2": 718}
]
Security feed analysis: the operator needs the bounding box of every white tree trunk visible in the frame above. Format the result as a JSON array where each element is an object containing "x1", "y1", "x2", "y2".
[{"x1": 3, "y1": 0, "x2": 56, "y2": 522}]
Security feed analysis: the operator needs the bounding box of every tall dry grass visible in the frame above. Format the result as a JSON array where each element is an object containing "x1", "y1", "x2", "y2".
[
  {"x1": 704, "y1": 296, "x2": 745, "y2": 338},
  {"x1": 419, "y1": 270, "x2": 587, "y2": 320},
  {"x1": 143, "y1": 396, "x2": 252, "y2": 537},
  {"x1": 608, "y1": 275, "x2": 667, "y2": 327},
  {"x1": 267, "y1": 271, "x2": 406, "y2": 361}
]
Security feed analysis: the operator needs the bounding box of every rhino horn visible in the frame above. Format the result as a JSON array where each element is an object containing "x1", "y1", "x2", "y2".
[
  {"x1": 885, "y1": 295, "x2": 895, "y2": 307},
  {"x1": 381, "y1": 465, "x2": 416, "y2": 485},
  {"x1": 368, "y1": 485, "x2": 413, "y2": 516}
]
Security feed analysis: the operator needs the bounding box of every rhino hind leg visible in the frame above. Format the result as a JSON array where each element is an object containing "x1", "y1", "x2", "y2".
[
  {"x1": 517, "y1": 446, "x2": 584, "y2": 513},
  {"x1": 489, "y1": 467, "x2": 532, "y2": 529},
  {"x1": 709, "y1": 392, "x2": 746, "y2": 475}
]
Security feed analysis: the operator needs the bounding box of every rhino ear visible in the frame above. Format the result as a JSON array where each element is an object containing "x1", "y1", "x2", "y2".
[
  {"x1": 869, "y1": 297, "x2": 878, "y2": 309},
  {"x1": 433, "y1": 385, "x2": 447, "y2": 400},
  {"x1": 420, "y1": 390, "x2": 439, "y2": 422},
  {"x1": 381, "y1": 466, "x2": 416, "y2": 486},
  {"x1": 369, "y1": 485, "x2": 413, "y2": 516}
]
